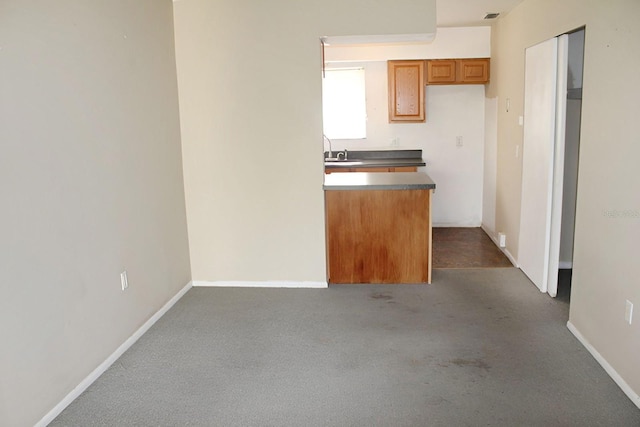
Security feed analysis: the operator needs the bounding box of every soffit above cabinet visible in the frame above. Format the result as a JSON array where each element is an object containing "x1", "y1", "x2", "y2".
[
  {"x1": 323, "y1": 28, "x2": 490, "y2": 64},
  {"x1": 321, "y1": 33, "x2": 435, "y2": 46}
]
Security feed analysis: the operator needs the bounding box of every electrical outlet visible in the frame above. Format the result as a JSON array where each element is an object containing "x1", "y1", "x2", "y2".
[
  {"x1": 498, "y1": 233, "x2": 506, "y2": 248},
  {"x1": 625, "y1": 300, "x2": 633, "y2": 325},
  {"x1": 390, "y1": 137, "x2": 399, "y2": 147},
  {"x1": 120, "y1": 271, "x2": 129, "y2": 291},
  {"x1": 456, "y1": 136, "x2": 463, "y2": 147}
]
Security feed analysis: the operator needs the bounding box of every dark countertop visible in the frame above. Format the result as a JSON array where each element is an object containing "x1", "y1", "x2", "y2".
[
  {"x1": 325, "y1": 158, "x2": 426, "y2": 168},
  {"x1": 324, "y1": 149, "x2": 426, "y2": 169},
  {"x1": 323, "y1": 172, "x2": 436, "y2": 191}
]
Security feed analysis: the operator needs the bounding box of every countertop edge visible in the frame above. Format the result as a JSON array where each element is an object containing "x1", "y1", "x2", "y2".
[
  {"x1": 323, "y1": 172, "x2": 436, "y2": 191},
  {"x1": 324, "y1": 160, "x2": 426, "y2": 169},
  {"x1": 323, "y1": 184, "x2": 435, "y2": 191}
]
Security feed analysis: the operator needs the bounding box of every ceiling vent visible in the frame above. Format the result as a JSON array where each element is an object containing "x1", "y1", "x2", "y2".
[{"x1": 484, "y1": 12, "x2": 500, "y2": 19}]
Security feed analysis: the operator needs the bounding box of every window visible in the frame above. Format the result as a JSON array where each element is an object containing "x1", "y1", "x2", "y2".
[{"x1": 322, "y1": 68, "x2": 367, "y2": 139}]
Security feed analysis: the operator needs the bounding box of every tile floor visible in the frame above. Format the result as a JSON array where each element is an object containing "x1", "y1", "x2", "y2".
[{"x1": 432, "y1": 227, "x2": 513, "y2": 269}]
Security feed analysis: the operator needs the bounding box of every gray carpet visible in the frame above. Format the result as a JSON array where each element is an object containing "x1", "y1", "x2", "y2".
[{"x1": 51, "y1": 269, "x2": 640, "y2": 426}]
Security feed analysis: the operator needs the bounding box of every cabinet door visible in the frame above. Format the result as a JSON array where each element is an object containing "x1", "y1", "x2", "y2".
[
  {"x1": 426, "y1": 60, "x2": 456, "y2": 84},
  {"x1": 459, "y1": 59, "x2": 490, "y2": 83},
  {"x1": 388, "y1": 60, "x2": 425, "y2": 122}
]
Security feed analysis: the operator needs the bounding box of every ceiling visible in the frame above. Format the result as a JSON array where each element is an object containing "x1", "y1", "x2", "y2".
[
  {"x1": 436, "y1": 0, "x2": 526, "y2": 27},
  {"x1": 321, "y1": 0, "x2": 526, "y2": 46}
]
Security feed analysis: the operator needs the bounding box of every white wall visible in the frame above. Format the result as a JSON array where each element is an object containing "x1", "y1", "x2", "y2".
[
  {"x1": 483, "y1": 97, "x2": 498, "y2": 235},
  {"x1": 173, "y1": 0, "x2": 436, "y2": 283},
  {"x1": 0, "y1": 2, "x2": 191, "y2": 426},
  {"x1": 489, "y1": 0, "x2": 640, "y2": 405},
  {"x1": 426, "y1": 85, "x2": 485, "y2": 226}
]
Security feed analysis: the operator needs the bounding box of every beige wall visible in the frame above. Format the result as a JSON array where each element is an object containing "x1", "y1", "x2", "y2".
[
  {"x1": 489, "y1": 0, "x2": 640, "y2": 401},
  {"x1": 0, "y1": 2, "x2": 191, "y2": 425},
  {"x1": 173, "y1": 0, "x2": 436, "y2": 282}
]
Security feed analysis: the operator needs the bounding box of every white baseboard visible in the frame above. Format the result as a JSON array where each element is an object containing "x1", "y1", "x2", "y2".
[
  {"x1": 481, "y1": 224, "x2": 518, "y2": 267},
  {"x1": 481, "y1": 224, "x2": 497, "y2": 244},
  {"x1": 433, "y1": 222, "x2": 483, "y2": 228},
  {"x1": 559, "y1": 261, "x2": 573, "y2": 269},
  {"x1": 567, "y1": 321, "x2": 640, "y2": 410},
  {"x1": 36, "y1": 281, "x2": 193, "y2": 427},
  {"x1": 480, "y1": 223, "x2": 495, "y2": 237},
  {"x1": 193, "y1": 280, "x2": 328, "y2": 288},
  {"x1": 502, "y1": 248, "x2": 518, "y2": 268}
]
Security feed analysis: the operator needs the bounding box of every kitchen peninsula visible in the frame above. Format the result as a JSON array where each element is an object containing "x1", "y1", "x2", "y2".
[{"x1": 324, "y1": 172, "x2": 436, "y2": 284}]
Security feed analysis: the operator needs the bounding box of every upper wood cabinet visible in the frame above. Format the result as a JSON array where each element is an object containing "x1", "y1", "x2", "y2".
[
  {"x1": 426, "y1": 60, "x2": 456, "y2": 84},
  {"x1": 459, "y1": 59, "x2": 490, "y2": 83},
  {"x1": 388, "y1": 60, "x2": 425, "y2": 123},
  {"x1": 426, "y1": 58, "x2": 490, "y2": 85}
]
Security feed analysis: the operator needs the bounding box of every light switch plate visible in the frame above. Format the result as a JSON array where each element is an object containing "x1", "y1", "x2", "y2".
[{"x1": 120, "y1": 271, "x2": 129, "y2": 291}]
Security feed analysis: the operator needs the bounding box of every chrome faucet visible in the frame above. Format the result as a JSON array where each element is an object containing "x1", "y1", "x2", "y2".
[
  {"x1": 323, "y1": 134, "x2": 333, "y2": 159},
  {"x1": 336, "y1": 149, "x2": 348, "y2": 161}
]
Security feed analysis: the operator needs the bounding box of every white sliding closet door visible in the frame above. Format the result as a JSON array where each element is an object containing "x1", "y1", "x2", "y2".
[
  {"x1": 546, "y1": 35, "x2": 569, "y2": 297},
  {"x1": 518, "y1": 35, "x2": 568, "y2": 294}
]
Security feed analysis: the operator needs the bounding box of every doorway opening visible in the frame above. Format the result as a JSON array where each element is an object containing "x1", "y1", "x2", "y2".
[{"x1": 556, "y1": 28, "x2": 585, "y2": 303}]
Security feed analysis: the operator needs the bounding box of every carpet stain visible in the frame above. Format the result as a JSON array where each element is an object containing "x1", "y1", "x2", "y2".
[
  {"x1": 450, "y1": 358, "x2": 491, "y2": 370},
  {"x1": 315, "y1": 336, "x2": 332, "y2": 344},
  {"x1": 408, "y1": 355, "x2": 435, "y2": 367},
  {"x1": 370, "y1": 293, "x2": 393, "y2": 300},
  {"x1": 409, "y1": 358, "x2": 426, "y2": 367},
  {"x1": 437, "y1": 358, "x2": 491, "y2": 370},
  {"x1": 426, "y1": 396, "x2": 451, "y2": 406}
]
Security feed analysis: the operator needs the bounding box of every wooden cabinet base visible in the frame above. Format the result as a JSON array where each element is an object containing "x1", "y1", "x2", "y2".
[{"x1": 325, "y1": 189, "x2": 432, "y2": 284}]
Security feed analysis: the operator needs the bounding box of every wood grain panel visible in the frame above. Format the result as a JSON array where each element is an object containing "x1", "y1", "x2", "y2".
[
  {"x1": 390, "y1": 166, "x2": 418, "y2": 172},
  {"x1": 459, "y1": 59, "x2": 489, "y2": 83},
  {"x1": 425, "y1": 58, "x2": 490, "y2": 85},
  {"x1": 325, "y1": 167, "x2": 390, "y2": 173},
  {"x1": 426, "y1": 60, "x2": 457, "y2": 84},
  {"x1": 388, "y1": 60, "x2": 425, "y2": 122},
  {"x1": 351, "y1": 167, "x2": 391, "y2": 172},
  {"x1": 325, "y1": 189, "x2": 431, "y2": 284},
  {"x1": 394, "y1": 66, "x2": 420, "y2": 115}
]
